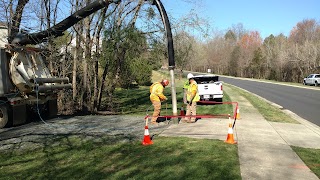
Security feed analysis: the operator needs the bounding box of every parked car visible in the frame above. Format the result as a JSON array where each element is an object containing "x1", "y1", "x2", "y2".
[
  {"x1": 192, "y1": 74, "x2": 223, "y2": 103},
  {"x1": 303, "y1": 74, "x2": 320, "y2": 86}
]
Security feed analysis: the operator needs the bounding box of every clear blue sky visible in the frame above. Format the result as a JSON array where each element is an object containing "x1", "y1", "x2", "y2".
[{"x1": 162, "y1": 0, "x2": 320, "y2": 39}]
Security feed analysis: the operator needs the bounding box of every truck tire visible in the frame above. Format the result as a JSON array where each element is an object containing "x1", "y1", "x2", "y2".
[
  {"x1": 0, "y1": 105, "x2": 9, "y2": 128},
  {"x1": 45, "y1": 99, "x2": 58, "y2": 119},
  {"x1": 315, "y1": 81, "x2": 318, "y2": 87}
]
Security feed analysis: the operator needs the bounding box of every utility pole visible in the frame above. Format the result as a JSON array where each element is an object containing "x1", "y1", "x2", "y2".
[{"x1": 151, "y1": 0, "x2": 178, "y2": 123}]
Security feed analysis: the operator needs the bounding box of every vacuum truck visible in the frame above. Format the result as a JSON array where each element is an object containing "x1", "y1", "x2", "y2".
[{"x1": 0, "y1": 0, "x2": 112, "y2": 128}]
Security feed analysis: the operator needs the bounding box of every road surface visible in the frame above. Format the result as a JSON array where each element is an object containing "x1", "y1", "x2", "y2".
[{"x1": 218, "y1": 76, "x2": 320, "y2": 126}]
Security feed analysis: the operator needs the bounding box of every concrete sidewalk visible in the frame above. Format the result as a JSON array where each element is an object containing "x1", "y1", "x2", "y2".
[{"x1": 159, "y1": 85, "x2": 320, "y2": 180}]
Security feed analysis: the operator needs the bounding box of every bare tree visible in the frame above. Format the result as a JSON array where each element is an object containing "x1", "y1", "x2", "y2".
[{"x1": 5, "y1": 0, "x2": 29, "y2": 43}]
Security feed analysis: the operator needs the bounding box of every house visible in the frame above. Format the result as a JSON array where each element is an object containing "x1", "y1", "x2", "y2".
[{"x1": 0, "y1": 22, "x2": 8, "y2": 48}]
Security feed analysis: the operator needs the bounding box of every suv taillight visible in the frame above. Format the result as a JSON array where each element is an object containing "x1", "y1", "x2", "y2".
[{"x1": 221, "y1": 85, "x2": 223, "y2": 91}]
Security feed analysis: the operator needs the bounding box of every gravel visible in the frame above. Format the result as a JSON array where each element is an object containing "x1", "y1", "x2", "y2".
[{"x1": 0, "y1": 115, "x2": 171, "y2": 152}]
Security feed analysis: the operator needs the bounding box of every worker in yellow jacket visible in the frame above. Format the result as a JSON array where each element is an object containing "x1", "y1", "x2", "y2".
[
  {"x1": 149, "y1": 79, "x2": 169, "y2": 124},
  {"x1": 183, "y1": 79, "x2": 189, "y2": 104},
  {"x1": 184, "y1": 73, "x2": 200, "y2": 123}
]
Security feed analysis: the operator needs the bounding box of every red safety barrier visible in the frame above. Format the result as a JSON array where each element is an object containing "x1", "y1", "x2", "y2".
[
  {"x1": 197, "y1": 101, "x2": 239, "y2": 119},
  {"x1": 144, "y1": 114, "x2": 229, "y2": 119},
  {"x1": 145, "y1": 101, "x2": 239, "y2": 119},
  {"x1": 146, "y1": 101, "x2": 240, "y2": 128}
]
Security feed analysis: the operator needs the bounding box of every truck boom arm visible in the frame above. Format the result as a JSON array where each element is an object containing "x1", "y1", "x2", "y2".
[{"x1": 11, "y1": 0, "x2": 112, "y2": 45}]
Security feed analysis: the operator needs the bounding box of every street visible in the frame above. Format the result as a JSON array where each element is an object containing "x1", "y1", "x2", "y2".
[{"x1": 219, "y1": 76, "x2": 320, "y2": 126}]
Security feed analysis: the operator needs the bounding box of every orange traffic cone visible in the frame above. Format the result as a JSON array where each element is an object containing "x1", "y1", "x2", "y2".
[
  {"x1": 225, "y1": 115, "x2": 237, "y2": 144},
  {"x1": 225, "y1": 123, "x2": 237, "y2": 144},
  {"x1": 142, "y1": 125, "x2": 153, "y2": 146},
  {"x1": 236, "y1": 107, "x2": 240, "y2": 120}
]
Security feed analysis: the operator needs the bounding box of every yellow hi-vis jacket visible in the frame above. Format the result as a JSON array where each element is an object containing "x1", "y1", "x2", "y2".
[
  {"x1": 186, "y1": 80, "x2": 200, "y2": 102},
  {"x1": 150, "y1": 82, "x2": 167, "y2": 102}
]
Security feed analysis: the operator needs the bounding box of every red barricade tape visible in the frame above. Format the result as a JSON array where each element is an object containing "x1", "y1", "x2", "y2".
[{"x1": 145, "y1": 114, "x2": 229, "y2": 119}]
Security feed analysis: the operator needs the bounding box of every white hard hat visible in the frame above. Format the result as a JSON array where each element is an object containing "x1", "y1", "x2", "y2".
[{"x1": 187, "y1": 73, "x2": 194, "y2": 79}]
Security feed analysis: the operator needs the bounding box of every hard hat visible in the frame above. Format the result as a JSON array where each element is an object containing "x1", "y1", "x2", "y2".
[
  {"x1": 162, "y1": 79, "x2": 169, "y2": 86},
  {"x1": 187, "y1": 73, "x2": 194, "y2": 79}
]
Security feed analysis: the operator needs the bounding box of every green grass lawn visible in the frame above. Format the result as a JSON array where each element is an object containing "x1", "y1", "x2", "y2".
[
  {"x1": 0, "y1": 71, "x2": 240, "y2": 179},
  {"x1": 225, "y1": 84, "x2": 298, "y2": 123},
  {"x1": 292, "y1": 146, "x2": 320, "y2": 178},
  {"x1": 0, "y1": 136, "x2": 241, "y2": 180}
]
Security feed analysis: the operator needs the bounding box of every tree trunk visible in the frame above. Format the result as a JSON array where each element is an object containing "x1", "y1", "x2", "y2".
[
  {"x1": 8, "y1": 0, "x2": 29, "y2": 43},
  {"x1": 97, "y1": 62, "x2": 109, "y2": 110},
  {"x1": 93, "y1": 8, "x2": 107, "y2": 112},
  {"x1": 82, "y1": 13, "x2": 90, "y2": 113}
]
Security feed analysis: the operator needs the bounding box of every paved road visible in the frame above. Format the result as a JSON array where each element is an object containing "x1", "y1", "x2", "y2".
[{"x1": 218, "y1": 76, "x2": 320, "y2": 126}]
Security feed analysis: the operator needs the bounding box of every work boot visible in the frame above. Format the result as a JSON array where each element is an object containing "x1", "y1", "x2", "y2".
[
  {"x1": 150, "y1": 121, "x2": 158, "y2": 126},
  {"x1": 180, "y1": 119, "x2": 189, "y2": 124}
]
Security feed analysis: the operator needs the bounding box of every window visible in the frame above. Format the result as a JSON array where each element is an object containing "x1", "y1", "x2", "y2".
[{"x1": 194, "y1": 76, "x2": 219, "y2": 84}]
